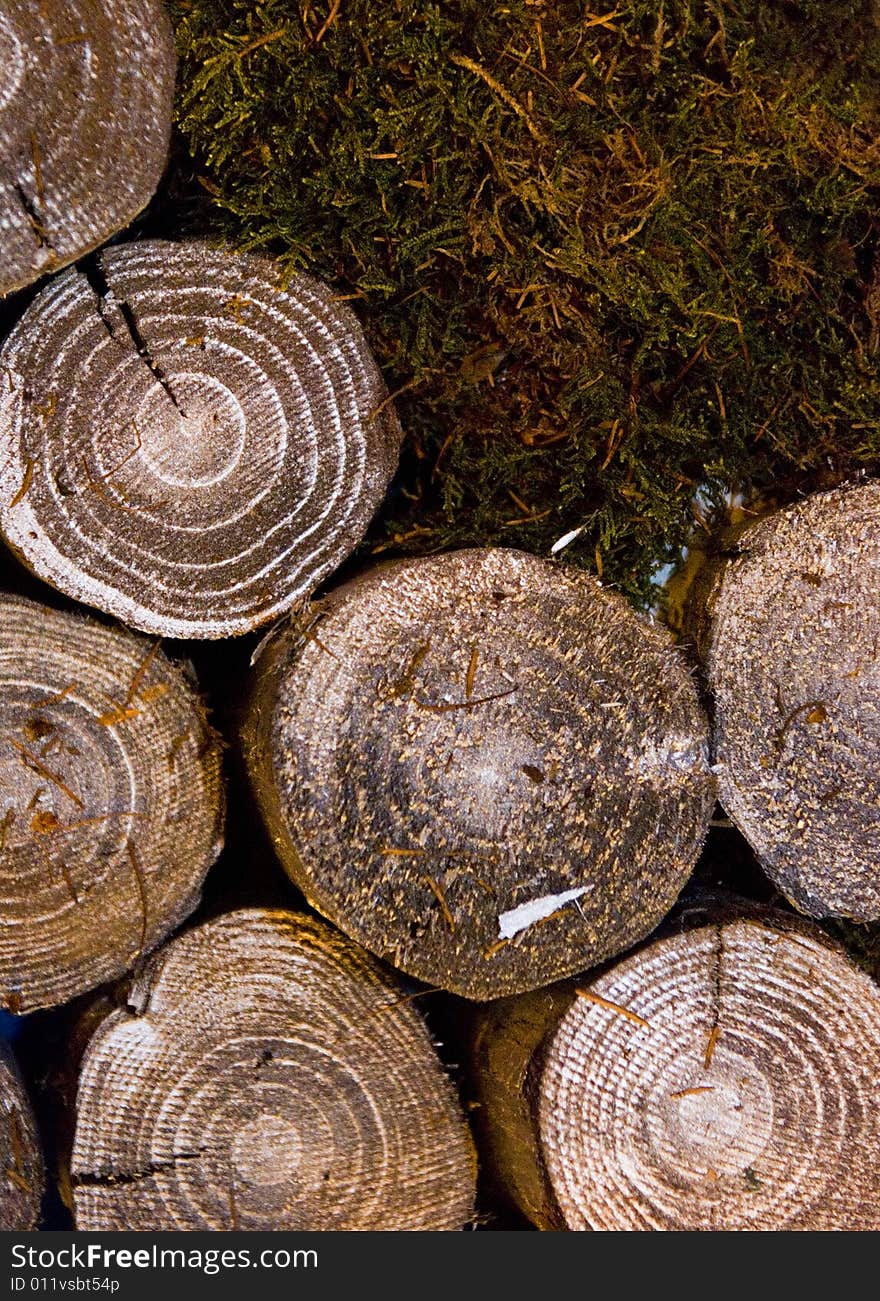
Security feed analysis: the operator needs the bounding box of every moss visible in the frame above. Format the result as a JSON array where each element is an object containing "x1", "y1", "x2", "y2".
[{"x1": 171, "y1": 0, "x2": 880, "y2": 603}]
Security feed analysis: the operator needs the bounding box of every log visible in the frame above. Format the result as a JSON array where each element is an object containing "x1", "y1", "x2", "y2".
[
  {"x1": 70, "y1": 908, "x2": 477, "y2": 1231},
  {"x1": 0, "y1": 593, "x2": 224, "y2": 1012},
  {"x1": 0, "y1": 0, "x2": 175, "y2": 296},
  {"x1": 471, "y1": 911, "x2": 880, "y2": 1230},
  {"x1": 0, "y1": 1040, "x2": 43, "y2": 1229},
  {"x1": 695, "y1": 480, "x2": 880, "y2": 920},
  {"x1": 0, "y1": 239, "x2": 402, "y2": 637},
  {"x1": 244, "y1": 548, "x2": 715, "y2": 999}
]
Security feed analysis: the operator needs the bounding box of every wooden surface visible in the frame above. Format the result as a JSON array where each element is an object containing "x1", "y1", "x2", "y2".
[
  {"x1": 700, "y1": 481, "x2": 880, "y2": 919},
  {"x1": 71, "y1": 909, "x2": 477, "y2": 1231},
  {"x1": 0, "y1": 593, "x2": 224, "y2": 1011},
  {"x1": 0, "y1": 0, "x2": 174, "y2": 296},
  {"x1": 0, "y1": 1040, "x2": 42, "y2": 1230},
  {"x1": 0, "y1": 239, "x2": 402, "y2": 637},
  {"x1": 245, "y1": 547, "x2": 715, "y2": 998},
  {"x1": 474, "y1": 914, "x2": 880, "y2": 1230}
]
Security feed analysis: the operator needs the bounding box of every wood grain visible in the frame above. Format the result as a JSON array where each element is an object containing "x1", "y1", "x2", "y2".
[
  {"x1": 699, "y1": 481, "x2": 880, "y2": 919},
  {"x1": 474, "y1": 915, "x2": 880, "y2": 1230},
  {"x1": 245, "y1": 548, "x2": 715, "y2": 998},
  {"x1": 0, "y1": 594, "x2": 224, "y2": 1011},
  {"x1": 0, "y1": 240, "x2": 402, "y2": 637},
  {"x1": 0, "y1": 1041, "x2": 42, "y2": 1230},
  {"x1": 71, "y1": 909, "x2": 477, "y2": 1231},
  {"x1": 0, "y1": 0, "x2": 175, "y2": 296}
]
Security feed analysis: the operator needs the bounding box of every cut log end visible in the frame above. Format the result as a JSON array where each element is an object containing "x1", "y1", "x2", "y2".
[
  {"x1": 476, "y1": 917, "x2": 880, "y2": 1231},
  {"x1": 0, "y1": 595, "x2": 224, "y2": 1012},
  {"x1": 703, "y1": 481, "x2": 880, "y2": 920},
  {"x1": 71, "y1": 910, "x2": 476, "y2": 1231},
  {"x1": 245, "y1": 548, "x2": 714, "y2": 999},
  {"x1": 0, "y1": 240, "x2": 402, "y2": 637},
  {"x1": 0, "y1": 1043, "x2": 43, "y2": 1230},
  {"x1": 0, "y1": 0, "x2": 175, "y2": 297}
]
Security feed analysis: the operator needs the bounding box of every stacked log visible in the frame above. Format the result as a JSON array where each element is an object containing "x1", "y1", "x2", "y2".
[
  {"x1": 0, "y1": 1041, "x2": 43, "y2": 1230},
  {"x1": 471, "y1": 911, "x2": 880, "y2": 1230},
  {"x1": 0, "y1": 594, "x2": 223, "y2": 1012},
  {"x1": 0, "y1": 5, "x2": 877, "y2": 1228},
  {"x1": 694, "y1": 481, "x2": 880, "y2": 919},
  {"x1": 0, "y1": 0, "x2": 175, "y2": 295},
  {"x1": 244, "y1": 547, "x2": 715, "y2": 998},
  {"x1": 0, "y1": 240, "x2": 402, "y2": 637},
  {"x1": 71, "y1": 909, "x2": 476, "y2": 1231}
]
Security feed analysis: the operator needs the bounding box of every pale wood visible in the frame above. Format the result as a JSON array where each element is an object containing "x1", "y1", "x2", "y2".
[
  {"x1": 697, "y1": 481, "x2": 880, "y2": 919},
  {"x1": 244, "y1": 548, "x2": 715, "y2": 998},
  {"x1": 71, "y1": 909, "x2": 477, "y2": 1231},
  {"x1": 0, "y1": 239, "x2": 402, "y2": 637},
  {"x1": 473, "y1": 914, "x2": 880, "y2": 1230},
  {"x1": 0, "y1": 0, "x2": 175, "y2": 296},
  {"x1": 0, "y1": 594, "x2": 224, "y2": 1011},
  {"x1": 0, "y1": 1042, "x2": 43, "y2": 1230}
]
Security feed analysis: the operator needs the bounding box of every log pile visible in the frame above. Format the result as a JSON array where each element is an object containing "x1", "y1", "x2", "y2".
[{"x1": 1, "y1": 0, "x2": 879, "y2": 1233}]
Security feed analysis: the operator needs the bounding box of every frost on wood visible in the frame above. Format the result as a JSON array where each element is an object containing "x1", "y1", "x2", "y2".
[
  {"x1": 0, "y1": 1042, "x2": 42, "y2": 1230},
  {"x1": 473, "y1": 916, "x2": 880, "y2": 1231},
  {"x1": 0, "y1": 239, "x2": 402, "y2": 638},
  {"x1": 700, "y1": 480, "x2": 880, "y2": 920},
  {"x1": 244, "y1": 548, "x2": 715, "y2": 999},
  {"x1": 0, "y1": 594, "x2": 224, "y2": 1011},
  {"x1": 0, "y1": 0, "x2": 175, "y2": 296},
  {"x1": 71, "y1": 910, "x2": 476, "y2": 1231}
]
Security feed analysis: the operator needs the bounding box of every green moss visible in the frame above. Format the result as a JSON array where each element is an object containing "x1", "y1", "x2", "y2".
[{"x1": 171, "y1": 0, "x2": 880, "y2": 603}]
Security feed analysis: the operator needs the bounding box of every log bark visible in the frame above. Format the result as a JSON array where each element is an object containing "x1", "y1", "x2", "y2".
[
  {"x1": 0, "y1": 1040, "x2": 43, "y2": 1229},
  {"x1": 244, "y1": 548, "x2": 715, "y2": 999},
  {"x1": 0, "y1": 0, "x2": 175, "y2": 296},
  {"x1": 471, "y1": 911, "x2": 880, "y2": 1230},
  {"x1": 0, "y1": 594, "x2": 224, "y2": 1012},
  {"x1": 0, "y1": 239, "x2": 402, "y2": 637},
  {"x1": 695, "y1": 480, "x2": 880, "y2": 920},
  {"x1": 70, "y1": 909, "x2": 477, "y2": 1231}
]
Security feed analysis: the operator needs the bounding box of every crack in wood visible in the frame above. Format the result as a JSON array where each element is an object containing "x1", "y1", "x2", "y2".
[
  {"x1": 72, "y1": 1150, "x2": 205, "y2": 1188},
  {"x1": 704, "y1": 923, "x2": 724, "y2": 1068},
  {"x1": 79, "y1": 254, "x2": 187, "y2": 415},
  {"x1": 12, "y1": 181, "x2": 54, "y2": 254}
]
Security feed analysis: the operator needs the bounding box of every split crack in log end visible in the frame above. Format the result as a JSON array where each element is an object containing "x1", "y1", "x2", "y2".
[
  {"x1": 78, "y1": 255, "x2": 186, "y2": 415},
  {"x1": 72, "y1": 1150, "x2": 205, "y2": 1189},
  {"x1": 0, "y1": 239, "x2": 403, "y2": 637}
]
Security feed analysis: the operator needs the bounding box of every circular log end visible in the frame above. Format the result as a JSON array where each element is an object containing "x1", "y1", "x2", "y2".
[
  {"x1": 246, "y1": 548, "x2": 714, "y2": 999},
  {"x1": 0, "y1": 1044, "x2": 43, "y2": 1230},
  {"x1": 704, "y1": 481, "x2": 880, "y2": 919},
  {"x1": 0, "y1": 595, "x2": 224, "y2": 1011},
  {"x1": 71, "y1": 909, "x2": 477, "y2": 1231},
  {"x1": 538, "y1": 918, "x2": 880, "y2": 1230},
  {"x1": 0, "y1": 239, "x2": 402, "y2": 637},
  {"x1": 0, "y1": 0, "x2": 175, "y2": 296}
]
